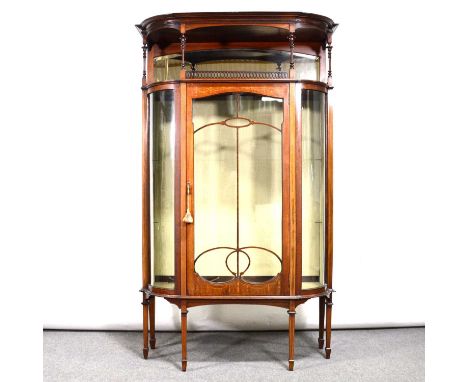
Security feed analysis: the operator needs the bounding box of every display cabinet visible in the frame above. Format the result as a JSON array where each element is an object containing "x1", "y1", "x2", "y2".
[{"x1": 136, "y1": 12, "x2": 337, "y2": 371}]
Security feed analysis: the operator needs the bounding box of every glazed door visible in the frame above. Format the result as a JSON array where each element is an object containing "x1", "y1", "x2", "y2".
[{"x1": 186, "y1": 84, "x2": 290, "y2": 296}]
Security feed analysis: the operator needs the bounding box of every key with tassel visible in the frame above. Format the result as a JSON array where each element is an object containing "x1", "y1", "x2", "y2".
[{"x1": 183, "y1": 181, "x2": 193, "y2": 223}]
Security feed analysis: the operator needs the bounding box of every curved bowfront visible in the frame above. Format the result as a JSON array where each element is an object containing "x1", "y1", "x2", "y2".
[{"x1": 137, "y1": 12, "x2": 337, "y2": 369}]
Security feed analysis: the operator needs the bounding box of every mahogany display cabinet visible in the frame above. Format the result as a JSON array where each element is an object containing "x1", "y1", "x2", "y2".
[{"x1": 136, "y1": 12, "x2": 337, "y2": 371}]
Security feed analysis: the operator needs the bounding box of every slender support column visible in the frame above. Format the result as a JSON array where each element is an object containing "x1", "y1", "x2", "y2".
[
  {"x1": 149, "y1": 296, "x2": 156, "y2": 349},
  {"x1": 142, "y1": 295, "x2": 149, "y2": 359},
  {"x1": 180, "y1": 33, "x2": 186, "y2": 70},
  {"x1": 288, "y1": 307, "x2": 296, "y2": 371},
  {"x1": 326, "y1": 30, "x2": 334, "y2": 89},
  {"x1": 181, "y1": 304, "x2": 188, "y2": 371},
  {"x1": 318, "y1": 296, "x2": 325, "y2": 349},
  {"x1": 288, "y1": 32, "x2": 295, "y2": 69},
  {"x1": 135, "y1": 25, "x2": 148, "y2": 85},
  {"x1": 138, "y1": 24, "x2": 151, "y2": 360},
  {"x1": 326, "y1": 43, "x2": 333, "y2": 88},
  {"x1": 325, "y1": 297, "x2": 333, "y2": 359},
  {"x1": 179, "y1": 24, "x2": 186, "y2": 80},
  {"x1": 142, "y1": 42, "x2": 147, "y2": 81}
]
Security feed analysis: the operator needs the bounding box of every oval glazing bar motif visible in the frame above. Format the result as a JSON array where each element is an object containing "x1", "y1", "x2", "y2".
[{"x1": 193, "y1": 93, "x2": 283, "y2": 284}]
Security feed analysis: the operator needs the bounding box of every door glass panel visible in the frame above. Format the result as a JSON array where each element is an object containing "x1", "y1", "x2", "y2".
[
  {"x1": 149, "y1": 90, "x2": 175, "y2": 289},
  {"x1": 193, "y1": 93, "x2": 283, "y2": 283},
  {"x1": 301, "y1": 90, "x2": 326, "y2": 290}
]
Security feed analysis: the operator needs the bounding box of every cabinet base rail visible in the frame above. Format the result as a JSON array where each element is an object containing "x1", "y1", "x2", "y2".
[{"x1": 140, "y1": 288, "x2": 334, "y2": 371}]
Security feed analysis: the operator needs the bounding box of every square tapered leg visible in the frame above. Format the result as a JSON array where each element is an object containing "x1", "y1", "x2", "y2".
[
  {"x1": 181, "y1": 305, "x2": 188, "y2": 371},
  {"x1": 318, "y1": 296, "x2": 325, "y2": 349},
  {"x1": 325, "y1": 297, "x2": 332, "y2": 359},
  {"x1": 142, "y1": 296, "x2": 149, "y2": 359},
  {"x1": 288, "y1": 308, "x2": 296, "y2": 371},
  {"x1": 149, "y1": 296, "x2": 156, "y2": 349}
]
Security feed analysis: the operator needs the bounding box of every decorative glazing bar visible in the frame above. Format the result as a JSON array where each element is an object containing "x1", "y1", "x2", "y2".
[{"x1": 186, "y1": 71, "x2": 289, "y2": 79}]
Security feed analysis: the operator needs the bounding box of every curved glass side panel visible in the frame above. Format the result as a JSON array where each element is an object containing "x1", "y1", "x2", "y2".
[
  {"x1": 193, "y1": 93, "x2": 283, "y2": 283},
  {"x1": 294, "y1": 54, "x2": 320, "y2": 81},
  {"x1": 302, "y1": 90, "x2": 326, "y2": 290},
  {"x1": 149, "y1": 90, "x2": 175, "y2": 289},
  {"x1": 154, "y1": 55, "x2": 183, "y2": 82},
  {"x1": 154, "y1": 50, "x2": 319, "y2": 81}
]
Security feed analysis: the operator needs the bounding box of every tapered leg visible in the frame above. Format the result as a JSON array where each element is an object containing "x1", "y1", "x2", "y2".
[
  {"x1": 325, "y1": 297, "x2": 332, "y2": 359},
  {"x1": 318, "y1": 296, "x2": 325, "y2": 349},
  {"x1": 142, "y1": 296, "x2": 149, "y2": 359},
  {"x1": 288, "y1": 307, "x2": 296, "y2": 371},
  {"x1": 181, "y1": 305, "x2": 188, "y2": 371},
  {"x1": 149, "y1": 296, "x2": 156, "y2": 349}
]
